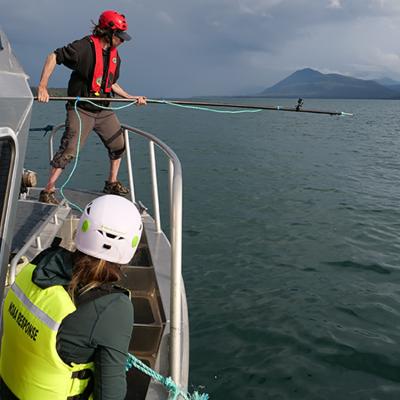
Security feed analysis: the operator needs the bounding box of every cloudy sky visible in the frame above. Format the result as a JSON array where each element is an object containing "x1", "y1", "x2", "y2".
[{"x1": 1, "y1": 0, "x2": 400, "y2": 97}]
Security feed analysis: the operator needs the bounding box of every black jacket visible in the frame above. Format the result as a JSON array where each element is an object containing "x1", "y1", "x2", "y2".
[
  {"x1": 55, "y1": 36, "x2": 121, "y2": 111},
  {"x1": 0, "y1": 246, "x2": 133, "y2": 400}
]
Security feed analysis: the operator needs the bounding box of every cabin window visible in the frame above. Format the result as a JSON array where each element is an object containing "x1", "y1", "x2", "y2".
[{"x1": 0, "y1": 129, "x2": 16, "y2": 246}]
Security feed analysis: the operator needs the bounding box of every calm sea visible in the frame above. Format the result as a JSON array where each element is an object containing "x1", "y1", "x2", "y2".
[{"x1": 28, "y1": 98, "x2": 400, "y2": 399}]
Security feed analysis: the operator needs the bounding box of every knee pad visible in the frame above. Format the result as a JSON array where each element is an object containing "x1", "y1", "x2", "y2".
[{"x1": 109, "y1": 146, "x2": 126, "y2": 160}]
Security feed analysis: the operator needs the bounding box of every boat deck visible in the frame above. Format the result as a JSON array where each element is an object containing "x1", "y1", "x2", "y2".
[
  {"x1": 10, "y1": 187, "x2": 176, "y2": 400},
  {"x1": 12, "y1": 201, "x2": 59, "y2": 254}
]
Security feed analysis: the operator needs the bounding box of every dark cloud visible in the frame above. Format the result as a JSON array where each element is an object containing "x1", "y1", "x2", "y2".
[{"x1": 1, "y1": 0, "x2": 400, "y2": 96}]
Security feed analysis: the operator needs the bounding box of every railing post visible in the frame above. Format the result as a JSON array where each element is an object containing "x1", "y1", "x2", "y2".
[
  {"x1": 170, "y1": 161, "x2": 183, "y2": 384},
  {"x1": 49, "y1": 134, "x2": 54, "y2": 161},
  {"x1": 124, "y1": 128, "x2": 136, "y2": 202},
  {"x1": 169, "y1": 160, "x2": 174, "y2": 210},
  {"x1": 48, "y1": 124, "x2": 66, "y2": 162},
  {"x1": 36, "y1": 236, "x2": 42, "y2": 250},
  {"x1": 149, "y1": 141, "x2": 161, "y2": 233}
]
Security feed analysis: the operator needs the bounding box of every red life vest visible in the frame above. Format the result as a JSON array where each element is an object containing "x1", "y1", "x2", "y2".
[{"x1": 90, "y1": 35, "x2": 118, "y2": 95}]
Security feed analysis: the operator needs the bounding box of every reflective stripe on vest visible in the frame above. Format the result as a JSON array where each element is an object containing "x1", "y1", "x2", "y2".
[
  {"x1": 0, "y1": 263, "x2": 94, "y2": 400},
  {"x1": 10, "y1": 281, "x2": 60, "y2": 331},
  {"x1": 90, "y1": 35, "x2": 118, "y2": 95}
]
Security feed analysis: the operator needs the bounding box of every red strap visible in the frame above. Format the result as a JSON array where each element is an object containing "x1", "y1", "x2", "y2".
[{"x1": 90, "y1": 35, "x2": 118, "y2": 95}]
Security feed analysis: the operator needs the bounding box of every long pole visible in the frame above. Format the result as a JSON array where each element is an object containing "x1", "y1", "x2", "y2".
[{"x1": 33, "y1": 96, "x2": 352, "y2": 116}]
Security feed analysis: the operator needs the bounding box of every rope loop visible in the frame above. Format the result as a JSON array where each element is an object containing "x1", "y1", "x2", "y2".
[
  {"x1": 126, "y1": 353, "x2": 209, "y2": 400},
  {"x1": 57, "y1": 96, "x2": 261, "y2": 210}
]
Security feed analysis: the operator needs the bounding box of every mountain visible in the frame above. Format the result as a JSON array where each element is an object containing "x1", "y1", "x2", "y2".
[
  {"x1": 259, "y1": 68, "x2": 400, "y2": 99},
  {"x1": 373, "y1": 77, "x2": 400, "y2": 93},
  {"x1": 374, "y1": 77, "x2": 400, "y2": 87}
]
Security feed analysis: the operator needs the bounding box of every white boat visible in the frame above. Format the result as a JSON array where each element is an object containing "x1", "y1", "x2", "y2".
[{"x1": 0, "y1": 28, "x2": 189, "y2": 399}]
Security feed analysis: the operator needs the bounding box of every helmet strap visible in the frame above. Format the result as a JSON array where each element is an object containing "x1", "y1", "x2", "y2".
[{"x1": 108, "y1": 30, "x2": 114, "y2": 47}]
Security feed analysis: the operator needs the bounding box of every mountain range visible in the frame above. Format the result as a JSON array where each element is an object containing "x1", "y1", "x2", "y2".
[{"x1": 258, "y1": 68, "x2": 400, "y2": 99}]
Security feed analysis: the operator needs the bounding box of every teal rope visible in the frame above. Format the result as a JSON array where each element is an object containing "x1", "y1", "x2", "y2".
[
  {"x1": 77, "y1": 97, "x2": 137, "y2": 111},
  {"x1": 59, "y1": 99, "x2": 85, "y2": 212},
  {"x1": 150, "y1": 98, "x2": 262, "y2": 114},
  {"x1": 126, "y1": 353, "x2": 209, "y2": 400},
  {"x1": 58, "y1": 96, "x2": 259, "y2": 210},
  {"x1": 57, "y1": 97, "x2": 209, "y2": 398},
  {"x1": 59, "y1": 98, "x2": 138, "y2": 210}
]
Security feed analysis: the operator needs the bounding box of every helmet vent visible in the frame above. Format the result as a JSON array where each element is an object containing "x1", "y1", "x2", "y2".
[
  {"x1": 86, "y1": 201, "x2": 93, "y2": 215},
  {"x1": 103, "y1": 244, "x2": 111, "y2": 249},
  {"x1": 97, "y1": 230, "x2": 117, "y2": 239}
]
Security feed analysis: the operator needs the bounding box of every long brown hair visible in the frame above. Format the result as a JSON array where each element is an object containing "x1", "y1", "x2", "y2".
[
  {"x1": 69, "y1": 250, "x2": 122, "y2": 302},
  {"x1": 91, "y1": 23, "x2": 112, "y2": 43}
]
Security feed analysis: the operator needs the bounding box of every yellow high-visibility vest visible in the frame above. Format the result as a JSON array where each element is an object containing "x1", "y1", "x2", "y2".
[{"x1": 0, "y1": 263, "x2": 94, "y2": 399}]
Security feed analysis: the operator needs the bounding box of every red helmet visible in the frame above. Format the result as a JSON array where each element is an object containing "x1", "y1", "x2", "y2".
[{"x1": 99, "y1": 10, "x2": 128, "y2": 31}]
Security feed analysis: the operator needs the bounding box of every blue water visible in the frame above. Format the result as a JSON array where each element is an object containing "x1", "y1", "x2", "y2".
[{"x1": 28, "y1": 99, "x2": 400, "y2": 399}]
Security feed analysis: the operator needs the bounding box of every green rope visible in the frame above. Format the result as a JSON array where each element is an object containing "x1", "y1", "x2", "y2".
[
  {"x1": 76, "y1": 97, "x2": 136, "y2": 111},
  {"x1": 58, "y1": 96, "x2": 259, "y2": 210},
  {"x1": 56, "y1": 97, "x2": 211, "y2": 397},
  {"x1": 58, "y1": 98, "x2": 137, "y2": 211},
  {"x1": 150, "y1": 98, "x2": 262, "y2": 114},
  {"x1": 58, "y1": 100, "x2": 85, "y2": 212},
  {"x1": 126, "y1": 353, "x2": 209, "y2": 400}
]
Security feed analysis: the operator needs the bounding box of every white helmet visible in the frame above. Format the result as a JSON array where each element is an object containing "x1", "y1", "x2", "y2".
[{"x1": 75, "y1": 195, "x2": 143, "y2": 264}]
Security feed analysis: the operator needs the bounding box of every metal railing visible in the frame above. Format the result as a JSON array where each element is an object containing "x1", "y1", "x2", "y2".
[{"x1": 48, "y1": 123, "x2": 184, "y2": 384}]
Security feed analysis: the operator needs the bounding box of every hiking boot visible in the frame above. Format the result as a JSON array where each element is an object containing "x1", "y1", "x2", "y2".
[
  {"x1": 39, "y1": 190, "x2": 60, "y2": 205},
  {"x1": 103, "y1": 180, "x2": 130, "y2": 196}
]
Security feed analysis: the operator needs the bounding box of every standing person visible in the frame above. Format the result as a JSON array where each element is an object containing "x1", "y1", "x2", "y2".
[
  {"x1": 0, "y1": 195, "x2": 143, "y2": 399},
  {"x1": 37, "y1": 10, "x2": 146, "y2": 205}
]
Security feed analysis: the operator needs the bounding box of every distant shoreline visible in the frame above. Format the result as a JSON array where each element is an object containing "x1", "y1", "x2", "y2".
[{"x1": 30, "y1": 87, "x2": 67, "y2": 96}]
